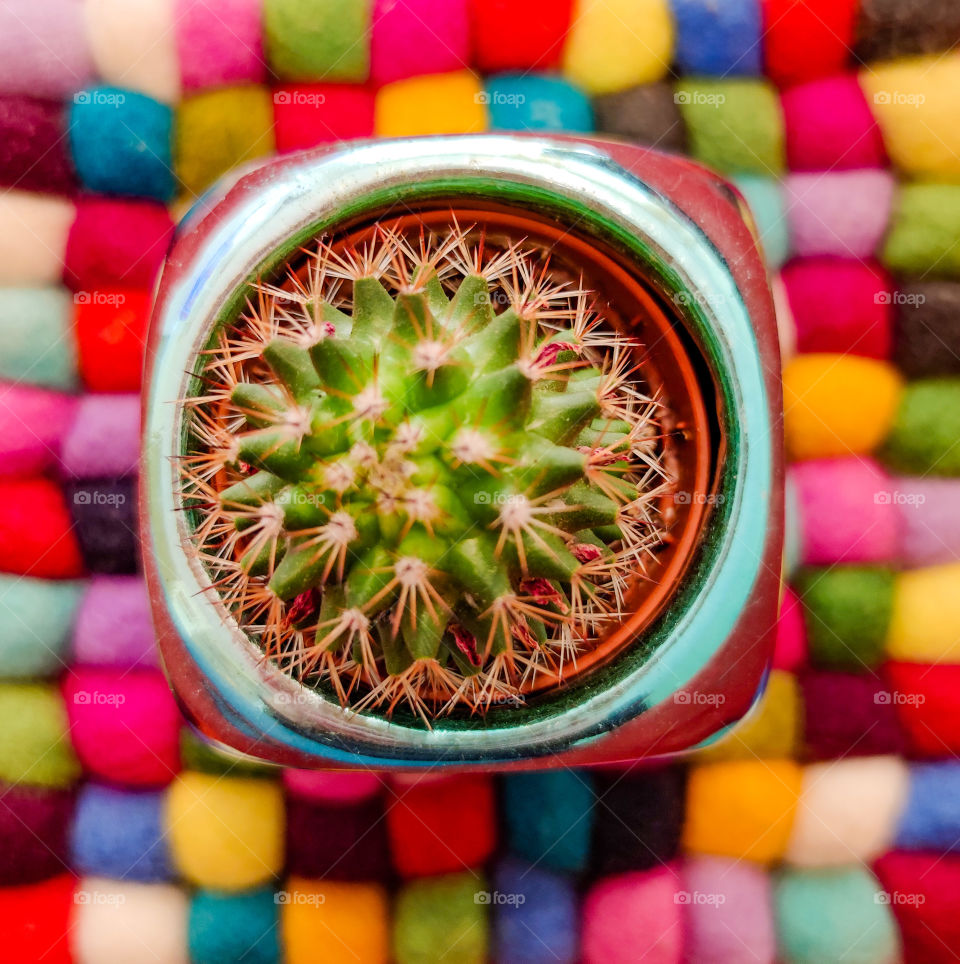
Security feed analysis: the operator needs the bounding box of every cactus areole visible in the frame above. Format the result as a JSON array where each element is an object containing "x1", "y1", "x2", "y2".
[{"x1": 141, "y1": 135, "x2": 783, "y2": 768}]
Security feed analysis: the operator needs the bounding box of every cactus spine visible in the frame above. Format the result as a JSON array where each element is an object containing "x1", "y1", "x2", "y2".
[{"x1": 181, "y1": 223, "x2": 672, "y2": 722}]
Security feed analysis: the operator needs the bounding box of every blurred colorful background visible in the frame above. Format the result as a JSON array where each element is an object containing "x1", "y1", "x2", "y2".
[{"x1": 2, "y1": 0, "x2": 960, "y2": 961}]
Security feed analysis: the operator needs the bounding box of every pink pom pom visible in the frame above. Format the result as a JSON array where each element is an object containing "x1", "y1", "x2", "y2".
[
  {"x1": 785, "y1": 170, "x2": 894, "y2": 259},
  {"x1": 63, "y1": 669, "x2": 180, "y2": 787},
  {"x1": 583, "y1": 867, "x2": 683, "y2": 964},
  {"x1": 893, "y1": 477, "x2": 960, "y2": 567},
  {"x1": 0, "y1": 0, "x2": 94, "y2": 98},
  {"x1": 782, "y1": 74, "x2": 886, "y2": 171},
  {"x1": 773, "y1": 587, "x2": 807, "y2": 672},
  {"x1": 0, "y1": 384, "x2": 76, "y2": 477},
  {"x1": 789, "y1": 457, "x2": 898, "y2": 566},
  {"x1": 683, "y1": 857, "x2": 776, "y2": 964},
  {"x1": 370, "y1": 0, "x2": 469, "y2": 85},
  {"x1": 782, "y1": 257, "x2": 893, "y2": 359},
  {"x1": 71, "y1": 577, "x2": 158, "y2": 669},
  {"x1": 174, "y1": 0, "x2": 265, "y2": 90},
  {"x1": 283, "y1": 768, "x2": 383, "y2": 804},
  {"x1": 60, "y1": 394, "x2": 140, "y2": 478}
]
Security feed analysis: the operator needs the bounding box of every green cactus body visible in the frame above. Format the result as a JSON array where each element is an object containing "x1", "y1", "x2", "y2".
[{"x1": 181, "y1": 225, "x2": 672, "y2": 721}]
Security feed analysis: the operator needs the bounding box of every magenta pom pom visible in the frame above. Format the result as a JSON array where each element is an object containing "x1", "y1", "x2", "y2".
[
  {"x1": 71, "y1": 577, "x2": 157, "y2": 669},
  {"x1": 370, "y1": 0, "x2": 470, "y2": 85},
  {"x1": 282, "y1": 768, "x2": 383, "y2": 804},
  {"x1": 790, "y1": 458, "x2": 899, "y2": 566},
  {"x1": 0, "y1": 96, "x2": 76, "y2": 195},
  {"x1": 782, "y1": 257, "x2": 893, "y2": 359},
  {"x1": 682, "y1": 857, "x2": 776, "y2": 964},
  {"x1": 174, "y1": 0, "x2": 265, "y2": 91},
  {"x1": 0, "y1": 0, "x2": 94, "y2": 99},
  {"x1": 785, "y1": 170, "x2": 894, "y2": 259},
  {"x1": 582, "y1": 867, "x2": 682, "y2": 964},
  {"x1": 60, "y1": 394, "x2": 140, "y2": 478},
  {"x1": 781, "y1": 74, "x2": 886, "y2": 171},
  {"x1": 63, "y1": 669, "x2": 180, "y2": 787},
  {"x1": 0, "y1": 384, "x2": 76, "y2": 478},
  {"x1": 893, "y1": 477, "x2": 960, "y2": 567},
  {"x1": 773, "y1": 587, "x2": 807, "y2": 672}
]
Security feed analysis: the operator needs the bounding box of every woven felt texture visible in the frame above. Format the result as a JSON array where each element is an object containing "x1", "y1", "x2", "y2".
[{"x1": 1, "y1": 5, "x2": 960, "y2": 962}]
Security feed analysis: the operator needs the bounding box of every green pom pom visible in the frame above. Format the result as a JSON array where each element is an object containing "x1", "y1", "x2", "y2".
[
  {"x1": 0, "y1": 683, "x2": 80, "y2": 787},
  {"x1": 393, "y1": 874, "x2": 488, "y2": 964},
  {"x1": 797, "y1": 567, "x2": 895, "y2": 670},
  {"x1": 883, "y1": 378, "x2": 960, "y2": 476}
]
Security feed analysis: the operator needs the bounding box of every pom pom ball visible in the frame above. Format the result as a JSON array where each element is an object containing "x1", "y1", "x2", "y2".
[
  {"x1": 175, "y1": 86, "x2": 275, "y2": 197},
  {"x1": 61, "y1": 393, "x2": 140, "y2": 478},
  {"x1": 0, "y1": 784, "x2": 74, "y2": 885},
  {"x1": 582, "y1": 867, "x2": 683, "y2": 964},
  {"x1": 386, "y1": 774, "x2": 496, "y2": 877},
  {"x1": 63, "y1": 669, "x2": 180, "y2": 786},
  {"x1": 263, "y1": 0, "x2": 371, "y2": 82},
  {"x1": 887, "y1": 562, "x2": 960, "y2": 662},
  {"x1": 166, "y1": 772, "x2": 284, "y2": 890},
  {"x1": 882, "y1": 183, "x2": 960, "y2": 279},
  {"x1": 502, "y1": 769, "x2": 594, "y2": 873},
  {"x1": 493, "y1": 858, "x2": 578, "y2": 964},
  {"x1": 393, "y1": 873, "x2": 488, "y2": 964},
  {"x1": 375, "y1": 71, "x2": 487, "y2": 137},
  {"x1": 189, "y1": 888, "x2": 280, "y2": 964},
  {"x1": 0, "y1": 574, "x2": 82, "y2": 677},
  {"x1": 370, "y1": 0, "x2": 468, "y2": 85},
  {"x1": 0, "y1": 682, "x2": 79, "y2": 787},
  {"x1": 895, "y1": 762, "x2": 960, "y2": 851},
  {"x1": 784, "y1": 756, "x2": 908, "y2": 866},
  {"x1": 785, "y1": 170, "x2": 895, "y2": 260},
  {"x1": 789, "y1": 457, "x2": 898, "y2": 565},
  {"x1": 675, "y1": 79, "x2": 785, "y2": 175},
  {"x1": 0, "y1": 286, "x2": 76, "y2": 390},
  {"x1": 0, "y1": 192, "x2": 73, "y2": 285},
  {"x1": 272, "y1": 85, "x2": 375, "y2": 152},
  {"x1": 783, "y1": 355, "x2": 903, "y2": 460},
  {"x1": 883, "y1": 378, "x2": 960, "y2": 476},
  {"x1": 683, "y1": 760, "x2": 801, "y2": 863},
  {"x1": 72, "y1": 289, "x2": 150, "y2": 393},
  {"x1": 71, "y1": 576, "x2": 156, "y2": 669},
  {"x1": 65, "y1": 477, "x2": 138, "y2": 574},
  {"x1": 469, "y1": 0, "x2": 573, "y2": 73},
  {"x1": 485, "y1": 74, "x2": 593, "y2": 132},
  {"x1": 592, "y1": 82, "x2": 686, "y2": 151},
  {"x1": 0, "y1": 384, "x2": 77, "y2": 478},
  {"x1": 69, "y1": 87, "x2": 174, "y2": 201},
  {"x1": 71, "y1": 784, "x2": 172, "y2": 882},
  {"x1": 0, "y1": 477, "x2": 83, "y2": 578},
  {"x1": 894, "y1": 477, "x2": 960, "y2": 566},
  {"x1": 0, "y1": 95, "x2": 75, "y2": 194},
  {"x1": 762, "y1": 0, "x2": 859, "y2": 87},
  {"x1": 174, "y1": 0, "x2": 265, "y2": 91},
  {"x1": 884, "y1": 662, "x2": 960, "y2": 756},
  {"x1": 855, "y1": 0, "x2": 960, "y2": 62},
  {"x1": 893, "y1": 281, "x2": 960, "y2": 378},
  {"x1": 562, "y1": 0, "x2": 673, "y2": 96},
  {"x1": 0, "y1": 875, "x2": 75, "y2": 964},
  {"x1": 774, "y1": 867, "x2": 900, "y2": 964},
  {"x1": 671, "y1": 0, "x2": 762, "y2": 76}
]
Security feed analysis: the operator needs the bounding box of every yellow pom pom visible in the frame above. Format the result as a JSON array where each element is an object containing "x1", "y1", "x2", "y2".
[
  {"x1": 165, "y1": 772, "x2": 284, "y2": 890},
  {"x1": 887, "y1": 562, "x2": 960, "y2": 662},
  {"x1": 281, "y1": 878, "x2": 389, "y2": 964},
  {"x1": 860, "y1": 54, "x2": 960, "y2": 179},
  {"x1": 697, "y1": 670, "x2": 801, "y2": 762},
  {"x1": 683, "y1": 760, "x2": 802, "y2": 863},
  {"x1": 175, "y1": 86, "x2": 275, "y2": 197},
  {"x1": 783, "y1": 354, "x2": 903, "y2": 460},
  {"x1": 375, "y1": 71, "x2": 488, "y2": 138},
  {"x1": 562, "y1": 0, "x2": 673, "y2": 95}
]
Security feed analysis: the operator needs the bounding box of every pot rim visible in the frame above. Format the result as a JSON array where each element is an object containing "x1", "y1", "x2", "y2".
[{"x1": 143, "y1": 134, "x2": 774, "y2": 765}]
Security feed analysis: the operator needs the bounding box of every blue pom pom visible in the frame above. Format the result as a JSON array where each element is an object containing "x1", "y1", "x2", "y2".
[
  {"x1": 502, "y1": 770, "x2": 593, "y2": 873},
  {"x1": 895, "y1": 762, "x2": 960, "y2": 850},
  {"x1": 189, "y1": 888, "x2": 280, "y2": 964},
  {"x1": 70, "y1": 783, "x2": 172, "y2": 882},
  {"x1": 671, "y1": 0, "x2": 762, "y2": 76},
  {"x1": 485, "y1": 74, "x2": 593, "y2": 133},
  {"x1": 69, "y1": 86, "x2": 174, "y2": 201},
  {"x1": 493, "y1": 858, "x2": 578, "y2": 964}
]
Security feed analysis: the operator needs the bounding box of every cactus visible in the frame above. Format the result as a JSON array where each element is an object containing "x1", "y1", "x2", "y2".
[{"x1": 181, "y1": 222, "x2": 673, "y2": 722}]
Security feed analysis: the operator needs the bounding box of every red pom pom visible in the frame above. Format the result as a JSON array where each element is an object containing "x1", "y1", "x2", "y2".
[
  {"x1": 0, "y1": 95, "x2": 76, "y2": 194},
  {"x1": 783, "y1": 257, "x2": 893, "y2": 359},
  {"x1": 273, "y1": 85, "x2": 375, "y2": 153},
  {"x1": 762, "y1": 0, "x2": 858, "y2": 88},
  {"x1": 874, "y1": 852, "x2": 960, "y2": 963},
  {"x1": 386, "y1": 774, "x2": 496, "y2": 876},
  {"x1": 469, "y1": 0, "x2": 574, "y2": 73},
  {"x1": 0, "y1": 875, "x2": 75, "y2": 964},
  {"x1": 73, "y1": 288, "x2": 150, "y2": 392},
  {"x1": 63, "y1": 198, "x2": 173, "y2": 291},
  {"x1": 0, "y1": 477, "x2": 84, "y2": 577},
  {"x1": 885, "y1": 662, "x2": 960, "y2": 756},
  {"x1": 63, "y1": 669, "x2": 182, "y2": 787}
]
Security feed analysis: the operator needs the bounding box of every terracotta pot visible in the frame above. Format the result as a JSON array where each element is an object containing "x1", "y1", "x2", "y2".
[{"x1": 141, "y1": 134, "x2": 783, "y2": 769}]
